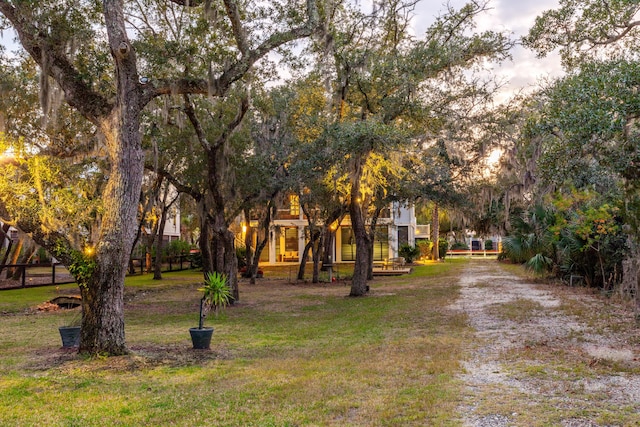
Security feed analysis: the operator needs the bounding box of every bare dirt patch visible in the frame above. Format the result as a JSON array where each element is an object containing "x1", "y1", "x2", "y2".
[{"x1": 452, "y1": 259, "x2": 640, "y2": 426}]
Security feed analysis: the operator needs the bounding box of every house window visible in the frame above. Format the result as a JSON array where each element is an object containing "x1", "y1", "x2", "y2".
[
  {"x1": 340, "y1": 226, "x2": 389, "y2": 261},
  {"x1": 372, "y1": 226, "x2": 389, "y2": 260},
  {"x1": 289, "y1": 194, "x2": 300, "y2": 216},
  {"x1": 340, "y1": 227, "x2": 356, "y2": 261}
]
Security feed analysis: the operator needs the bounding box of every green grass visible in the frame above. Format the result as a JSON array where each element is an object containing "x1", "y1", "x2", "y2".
[
  {"x1": 0, "y1": 262, "x2": 470, "y2": 426},
  {"x1": 0, "y1": 283, "x2": 78, "y2": 313},
  {"x1": 6, "y1": 259, "x2": 638, "y2": 425}
]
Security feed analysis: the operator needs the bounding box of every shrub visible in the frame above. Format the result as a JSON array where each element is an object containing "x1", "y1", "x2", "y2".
[
  {"x1": 484, "y1": 239, "x2": 494, "y2": 250},
  {"x1": 450, "y1": 241, "x2": 468, "y2": 250},
  {"x1": 189, "y1": 251, "x2": 202, "y2": 268},
  {"x1": 525, "y1": 253, "x2": 553, "y2": 276},
  {"x1": 438, "y1": 239, "x2": 449, "y2": 260},
  {"x1": 236, "y1": 246, "x2": 247, "y2": 268},
  {"x1": 417, "y1": 240, "x2": 432, "y2": 258},
  {"x1": 165, "y1": 239, "x2": 191, "y2": 257},
  {"x1": 398, "y1": 244, "x2": 420, "y2": 263}
]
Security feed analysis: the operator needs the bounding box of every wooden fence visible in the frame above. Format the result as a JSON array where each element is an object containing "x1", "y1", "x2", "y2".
[{"x1": 0, "y1": 254, "x2": 196, "y2": 291}]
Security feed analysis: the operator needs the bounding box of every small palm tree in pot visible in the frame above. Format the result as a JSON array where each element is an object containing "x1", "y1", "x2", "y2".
[{"x1": 190, "y1": 271, "x2": 233, "y2": 349}]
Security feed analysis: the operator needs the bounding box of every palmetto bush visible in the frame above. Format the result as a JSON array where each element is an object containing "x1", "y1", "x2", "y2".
[
  {"x1": 502, "y1": 205, "x2": 557, "y2": 275},
  {"x1": 503, "y1": 198, "x2": 627, "y2": 287},
  {"x1": 554, "y1": 210, "x2": 627, "y2": 289}
]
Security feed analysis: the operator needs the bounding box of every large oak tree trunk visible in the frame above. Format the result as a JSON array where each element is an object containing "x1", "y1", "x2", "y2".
[
  {"x1": 6, "y1": 234, "x2": 22, "y2": 278},
  {"x1": 211, "y1": 210, "x2": 239, "y2": 302},
  {"x1": 0, "y1": 223, "x2": 12, "y2": 276},
  {"x1": 80, "y1": 109, "x2": 143, "y2": 355},
  {"x1": 431, "y1": 203, "x2": 440, "y2": 261},
  {"x1": 349, "y1": 153, "x2": 371, "y2": 296},
  {"x1": 365, "y1": 207, "x2": 381, "y2": 281},
  {"x1": 221, "y1": 228, "x2": 239, "y2": 302},
  {"x1": 78, "y1": 5, "x2": 144, "y2": 353},
  {"x1": 11, "y1": 240, "x2": 35, "y2": 281},
  {"x1": 248, "y1": 202, "x2": 274, "y2": 285},
  {"x1": 153, "y1": 209, "x2": 167, "y2": 280},
  {"x1": 321, "y1": 230, "x2": 335, "y2": 270},
  {"x1": 249, "y1": 232, "x2": 268, "y2": 285},
  {"x1": 312, "y1": 234, "x2": 323, "y2": 283},
  {"x1": 297, "y1": 239, "x2": 314, "y2": 281},
  {"x1": 350, "y1": 200, "x2": 371, "y2": 296}
]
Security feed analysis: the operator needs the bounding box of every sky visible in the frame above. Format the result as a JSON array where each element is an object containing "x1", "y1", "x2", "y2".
[
  {"x1": 408, "y1": 0, "x2": 565, "y2": 100},
  {"x1": 0, "y1": 0, "x2": 565, "y2": 101}
]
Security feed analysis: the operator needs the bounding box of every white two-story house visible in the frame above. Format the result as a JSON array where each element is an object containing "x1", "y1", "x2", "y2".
[{"x1": 245, "y1": 195, "x2": 429, "y2": 265}]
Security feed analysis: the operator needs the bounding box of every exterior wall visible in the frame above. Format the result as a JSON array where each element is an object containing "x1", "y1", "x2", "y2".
[
  {"x1": 390, "y1": 202, "x2": 416, "y2": 256},
  {"x1": 162, "y1": 206, "x2": 181, "y2": 241}
]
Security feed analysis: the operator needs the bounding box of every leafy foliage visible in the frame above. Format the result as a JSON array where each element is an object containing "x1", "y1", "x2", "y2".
[
  {"x1": 398, "y1": 244, "x2": 420, "y2": 263},
  {"x1": 198, "y1": 271, "x2": 233, "y2": 329},
  {"x1": 502, "y1": 204, "x2": 557, "y2": 266},
  {"x1": 450, "y1": 241, "x2": 469, "y2": 250},
  {"x1": 551, "y1": 190, "x2": 627, "y2": 288},
  {"x1": 525, "y1": 0, "x2": 640, "y2": 68},
  {"x1": 202, "y1": 271, "x2": 233, "y2": 312},
  {"x1": 164, "y1": 239, "x2": 192, "y2": 258},
  {"x1": 438, "y1": 239, "x2": 450, "y2": 260},
  {"x1": 502, "y1": 191, "x2": 628, "y2": 287},
  {"x1": 525, "y1": 253, "x2": 553, "y2": 276}
]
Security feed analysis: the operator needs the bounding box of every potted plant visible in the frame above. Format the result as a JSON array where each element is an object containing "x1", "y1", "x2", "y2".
[
  {"x1": 189, "y1": 271, "x2": 233, "y2": 349},
  {"x1": 58, "y1": 308, "x2": 82, "y2": 348}
]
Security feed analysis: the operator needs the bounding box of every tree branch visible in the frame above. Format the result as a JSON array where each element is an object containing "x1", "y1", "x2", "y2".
[
  {"x1": 211, "y1": 95, "x2": 249, "y2": 149},
  {"x1": 142, "y1": 0, "x2": 320, "y2": 105},
  {"x1": 0, "y1": 199, "x2": 77, "y2": 267},
  {"x1": 182, "y1": 94, "x2": 212, "y2": 152},
  {"x1": 586, "y1": 20, "x2": 640, "y2": 46},
  {"x1": 168, "y1": 0, "x2": 205, "y2": 6},
  {"x1": 223, "y1": 0, "x2": 249, "y2": 56},
  {"x1": 0, "y1": 1, "x2": 112, "y2": 122},
  {"x1": 147, "y1": 165, "x2": 203, "y2": 203}
]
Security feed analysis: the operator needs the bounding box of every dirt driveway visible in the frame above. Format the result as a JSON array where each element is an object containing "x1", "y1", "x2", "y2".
[{"x1": 450, "y1": 260, "x2": 640, "y2": 427}]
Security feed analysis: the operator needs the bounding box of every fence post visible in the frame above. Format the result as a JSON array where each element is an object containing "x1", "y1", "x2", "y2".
[
  {"x1": 21, "y1": 265, "x2": 26, "y2": 288},
  {"x1": 52, "y1": 263, "x2": 56, "y2": 287}
]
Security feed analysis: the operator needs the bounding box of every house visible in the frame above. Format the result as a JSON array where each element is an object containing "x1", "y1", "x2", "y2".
[
  {"x1": 158, "y1": 205, "x2": 182, "y2": 243},
  {"x1": 243, "y1": 195, "x2": 429, "y2": 265}
]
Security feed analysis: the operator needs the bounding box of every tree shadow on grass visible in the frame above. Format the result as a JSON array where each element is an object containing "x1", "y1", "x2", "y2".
[{"x1": 23, "y1": 343, "x2": 233, "y2": 373}]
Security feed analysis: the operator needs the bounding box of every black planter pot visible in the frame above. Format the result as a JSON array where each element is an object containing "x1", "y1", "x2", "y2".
[
  {"x1": 189, "y1": 327, "x2": 214, "y2": 349},
  {"x1": 58, "y1": 326, "x2": 81, "y2": 348}
]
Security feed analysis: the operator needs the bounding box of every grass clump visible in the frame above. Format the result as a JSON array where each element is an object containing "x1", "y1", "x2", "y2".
[{"x1": 488, "y1": 298, "x2": 544, "y2": 323}]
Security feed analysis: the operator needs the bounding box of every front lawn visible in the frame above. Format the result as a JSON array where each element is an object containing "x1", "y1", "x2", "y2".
[{"x1": 0, "y1": 260, "x2": 470, "y2": 426}]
